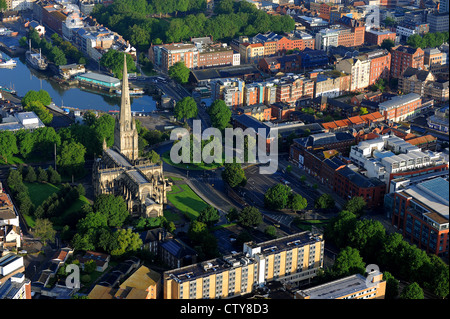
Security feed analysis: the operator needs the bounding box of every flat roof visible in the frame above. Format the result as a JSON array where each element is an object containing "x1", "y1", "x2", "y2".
[
  {"x1": 77, "y1": 72, "x2": 120, "y2": 85},
  {"x1": 403, "y1": 177, "x2": 449, "y2": 219},
  {"x1": 298, "y1": 272, "x2": 380, "y2": 299}
]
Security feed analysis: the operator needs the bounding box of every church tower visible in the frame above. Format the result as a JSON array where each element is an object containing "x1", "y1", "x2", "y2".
[{"x1": 114, "y1": 54, "x2": 139, "y2": 161}]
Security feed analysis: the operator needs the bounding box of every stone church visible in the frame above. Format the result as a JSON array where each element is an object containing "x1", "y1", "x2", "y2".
[{"x1": 92, "y1": 55, "x2": 168, "y2": 218}]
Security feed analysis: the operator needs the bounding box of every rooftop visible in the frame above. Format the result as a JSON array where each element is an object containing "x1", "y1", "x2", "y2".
[
  {"x1": 297, "y1": 272, "x2": 381, "y2": 299},
  {"x1": 378, "y1": 93, "x2": 421, "y2": 111},
  {"x1": 403, "y1": 177, "x2": 449, "y2": 219}
]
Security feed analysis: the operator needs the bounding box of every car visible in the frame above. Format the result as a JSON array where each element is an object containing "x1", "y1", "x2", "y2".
[{"x1": 273, "y1": 224, "x2": 280, "y2": 228}]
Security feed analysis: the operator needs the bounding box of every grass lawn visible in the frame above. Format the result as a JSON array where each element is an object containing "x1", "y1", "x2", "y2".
[
  {"x1": 168, "y1": 184, "x2": 181, "y2": 193},
  {"x1": 25, "y1": 182, "x2": 62, "y2": 207},
  {"x1": 166, "y1": 184, "x2": 208, "y2": 220},
  {"x1": 294, "y1": 219, "x2": 329, "y2": 231},
  {"x1": 162, "y1": 151, "x2": 223, "y2": 171},
  {"x1": 169, "y1": 176, "x2": 183, "y2": 181},
  {"x1": 23, "y1": 182, "x2": 89, "y2": 229},
  {"x1": 0, "y1": 155, "x2": 25, "y2": 166}
]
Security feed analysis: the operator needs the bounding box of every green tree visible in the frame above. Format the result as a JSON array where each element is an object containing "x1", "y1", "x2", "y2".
[
  {"x1": 344, "y1": 196, "x2": 366, "y2": 217},
  {"x1": 315, "y1": 194, "x2": 335, "y2": 211},
  {"x1": 330, "y1": 246, "x2": 366, "y2": 278},
  {"x1": 99, "y1": 50, "x2": 136, "y2": 79},
  {"x1": 77, "y1": 212, "x2": 108, "y2": 233},
  {"x1": 47, "y1": 166, "x2": 61, "y2": 184},
  {"x1": 24, "y1": 166, "x2": 37, "y2": 183},
  {"x1": 325, "y1": 210, "x2": 357, "y2": 248},
  {"x1": 208, "y1": 99, "x2": 232, "y2": 131},
  {"x1": 197, "y1": 205, "x2": 220, "y2": 227},
  {"x1": 21, "y1": 89, "x2": 52, "y2": 107},
  {"x1": 264, "y1": 183, "x2": 291, "y2": 210},
  {"x1": 0, "y1": 0, "x2": 7, "y2": 11},
  {"x1": 400, "y1": 282, "x2": 424, "y2": 299},
  {"x1": 348, "y1": 219, "x2": 385, "y2": 261},
  {"x1": 265, "y1": 225, "x2": 277, "y2": 238},
  {"x1": 188, "y1": 220, "x2": 208, "y2": 243},
  {"x1": 380, "y1": 38, "x2": 395, "y2": 51},
  {"x1": 33, "y1": 218, "x2": 56, "y2": 246},
  {"x1": 238, "y1": 206, "x2": 262, "y2": 228},
  {"x1": 383, "y1": 271, "x2": 399, "y2": 299},
  {"x1": 0, "y1": 131, "x2": 18, "y2": 163},
  {"x1": 109, "y1": 228, "x2": 142, "y2": 256},
  {"x1": 289, "y1": 193, "x2": 307, "y2": 212},
  {"x1": 406, "y1": 34, "x2": 425, "y2": 49},
  {"x1": 222, "y1": 162, "x2": 246, "y2": 188},
  {"x1": 15, "y1": 129, "x2": 36, "y2": 158},
  {"x1": 37, "y1": 167, "x2": 48, "y2": 183},
  {"x1": 83, "y1": 259, "x2": 97, "y2": 273},
  {"x1": 24, "y1": 100, "x2": 53, "y2": 125},
  {"x1": 93, "y1": 194, "x2": 129, "y2": 228},
  {"x1": 168, "y1": 61, "x2": 190, "y2": 84},
  {"x1": 174, "y1": 96, "x2": 198, "y2": 123},
  {"x1": 56, "y1": 140, "x2": 86, "y2": 177}
]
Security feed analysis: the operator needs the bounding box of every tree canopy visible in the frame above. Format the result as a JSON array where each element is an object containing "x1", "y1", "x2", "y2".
[
  {"x1": 168, "y1": 61, "x2": 191, "y2": 84},
  {"x1": 222, "y1": 162, "x2": 246, "y2": 188},
  {"x1": 91, "y1": 0, "x2": 295, "y2": 49},
  {"x1": 99, "y1": 50, "x2": 136, "y2": 79},
  {"x1": 208, "y1": 99, "x2": 232, "y2": 131},
  {"x1": 174, "y1": 96, "x2": 198, "y2": 122},
  {"x1": 264, "y1": 183, "x2": 292, "y2": 210}
]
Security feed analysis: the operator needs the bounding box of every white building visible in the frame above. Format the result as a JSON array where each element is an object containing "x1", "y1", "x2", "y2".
[
  {"x1": 0, "y1": 254, "x2": 24, "y2": 278},
  {"x1": 315, "y1": 29, "x2": 339, "y2": 52},
  {"x1": 11, "y1": 0, "x2": 35, "y2": 11},
  {"x1": 0, "y1": 111, "x2": 46, "y2": 132},
  {"x1": 336, "y1": 55, "x2": 371, "y2": 92},
  {"x1": 350, "y1": 135, "x2": 446, "y2": 190}
]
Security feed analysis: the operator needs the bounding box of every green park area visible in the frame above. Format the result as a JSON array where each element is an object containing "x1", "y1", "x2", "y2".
[
  {"x1": 23, "y1": 182, "x2": 89, "y2": 229},
  {"x1": 166, "y1": 183, "x2": 208, "y2": 221}
]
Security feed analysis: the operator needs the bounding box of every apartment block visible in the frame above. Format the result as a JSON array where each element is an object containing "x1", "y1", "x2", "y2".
[
  {"x1": 295, "y1": 270, "x2": 386, "y2": 299},
  {"x1": 163, "y1": 232, "x2": 324, "y2": 299},
  {"x1": 378, "y1": 93, "x2": 425, "y2": 122},
  {"x1": 390, "y1": 177, "x2": 449, "y2": 256},
  {"x1": 364, "y1": 49, "x2": 391, "y2": 86},
  {"x1": 390, "y1": 46, "x2": 424, "y2": 79},
  {"x1": 349, "y1": 134, "x2": 448, "y2": 191},
  {"x1": 336, "y1": 55, "x2": 371, "y2": 92},
  {"x1": 211, "y1": 78, "x2": 245, "y2": 110}
]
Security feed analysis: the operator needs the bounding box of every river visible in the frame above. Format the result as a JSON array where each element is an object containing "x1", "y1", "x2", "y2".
[{"x1": 0, "y1": 49, "x2": 157, "y2": 113}]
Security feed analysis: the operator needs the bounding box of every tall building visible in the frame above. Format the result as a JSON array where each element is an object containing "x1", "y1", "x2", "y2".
[
  {"x1": 336, "y1": 55, "x2": 371, "y2": 92},
  {"x1": 390, "y1": 177, "x2": 449, "y2": 256},
  {"x1": 163, "y1": 232, "x2": 324, "y2": 299},
  {"x1": 92, "y1": 55, "x2": 168, "y2": 218},
  {"x1": 390, "y1": 46, "x2": 424, "y2": 79}
]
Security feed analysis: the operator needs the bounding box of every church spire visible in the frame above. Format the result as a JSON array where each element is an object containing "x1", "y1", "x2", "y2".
[{"x1": 119, "y1": 53, "x2": 132, "y2": 130}]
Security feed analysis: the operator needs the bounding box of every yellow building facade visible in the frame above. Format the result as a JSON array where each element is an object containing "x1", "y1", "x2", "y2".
[{"x1": 164, "y1": 232, "x2": 324, "y2": 299}]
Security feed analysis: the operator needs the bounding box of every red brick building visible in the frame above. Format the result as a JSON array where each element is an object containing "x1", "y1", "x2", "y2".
[
  {"x1": 378, "y1": 93, "x2": 424, "y2": 122},
  {"x1": 390, "y1": 177, "x2": 449, "y2": 256},
  {"x1": 333, "y1": 164, "x2": 386, "y2": 208},
  {"x1": 365, "y1": 29, "x2": 397, "y2": 46},
  {"x1": 364, "y1": 49, "x2": 391, "y2": 86},
  {"x1": 390, "y1": 46, "x2": 425, "y2": 79}
]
